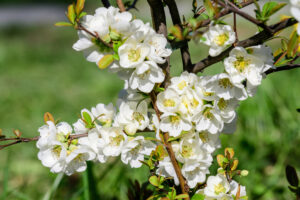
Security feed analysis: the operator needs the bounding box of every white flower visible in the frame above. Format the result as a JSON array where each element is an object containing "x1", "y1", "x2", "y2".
[
  {"x1": 129, "y1": 61, "x2": 165, "y2": 93},
  {"x1": 114, "y1": 100, "x2": 149, "y2": 135},
  {"x1": 78, "y1": 128, "x2": 107, "y2": 163},
  {"x1": 291, "y1": 0, "x2": 300, "y2": 34},
  {"x1": 145, "y1": 33, "x2": 172, "y2": 64},
  {"x1": 99, "y1": 127, "x2": 127, "y2": 157},
  {"x1": 178, "y1": 89, "x2": 203, "y2": 118},
  {"x1": 203, "y1": 73, "x2": 248, "y2": 101},
  {"x1": 148, "y1": 113, "x2": 161, "y2": 140},
  {"x1": 182, "y1": 162, "x2": 211, "y2": 188},
  {"x1": 247, "y1": 44, "x2": 274, "y2": 71},
  {"x1": 224, "y1": 47, "x2": 265, "y2": 86},
  {"x1": 194, "y1": 76, "x2": 217, "y2": 101},
  {"x1": 156, "y1": 88, "x2": 181, "y2": 113},
  {"x1": 201, "y1": 25, "x2": 236, "y2": 57},
  {"x1": 214, "y1": 98, "x2": 239, "y2": 123},
  {"x1": 64, "y1": 146, "x2": 94, "y2": 176},
  {"x1": 204, "y1": 174, "x2": 231, "y2": 199},
  {"x1": 169, "y1": 71, "x2": 198, "y2": 95},
  {"x1": 197, "y1": 131, "x2": 221, "y2": 153},
  {"x1": 37, "y1": 121, "x2": 57, "y2": 149},
  {"x1": 160, "y1": 113, "x2": 192, "y2": 137},
  {"x1": 73, "y1": 109, "x2": 94, "y2": 134},
  {"x1": 91, "y1": 103, "x2": 116, "y2": 127},
  {"x1": 121, "y1": 136, "x2": 156, "y2": 168},
  {"x1": 156, "y1": 157, "x2": 179, "y2": 185},
  {"x1": 95, "y1": 6, "x2": 132, "y2": 37},
  {"x1": 171, "y1": 135, "x2": 212, "y2": 164},
  {"x1": 193, "y1": 105, "x2": 224, "y2": 134},
  {"x1": 119, "y1": 37, "x2": 150, "y2": 68}
]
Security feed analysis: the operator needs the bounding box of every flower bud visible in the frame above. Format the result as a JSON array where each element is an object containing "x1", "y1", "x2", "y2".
[{"x1": 241, "y1": 170, "x2": 249, "y2": 177}]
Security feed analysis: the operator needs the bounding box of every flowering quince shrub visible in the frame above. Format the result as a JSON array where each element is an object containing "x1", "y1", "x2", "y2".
[{"x1": 1, "y1": 0, "x2": 300, "y2": 199}]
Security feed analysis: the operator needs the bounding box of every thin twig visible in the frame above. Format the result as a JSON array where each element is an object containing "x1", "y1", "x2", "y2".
[
  {"x1": 190, "y1": 18, "x2": 297, "y2": 73},
  {"x1": 164, "y1": 0, "x2": 193, "y2": 72},
  {"x1": 76, "y1": 23, "x2": 113, "y2": 48},
  {"x1": 116, "y1": 0, "x2": 126, "y2": 12},
  {"x1": 221, "y1": 0, "x2": 272, "y2": 33},
  {"x1": 233, "y1": 13, "x2": 238, "y2": 44},
  {"x1": 265, "y1": 64, "x2": 300, "y2": 75},
  {"x1": 195, "y1": 0, "x2": 256, "y2": 29}
]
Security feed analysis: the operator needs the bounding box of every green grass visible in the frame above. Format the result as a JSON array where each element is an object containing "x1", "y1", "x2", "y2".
[{"x1": 0, "y1": 22, "x2": 299, "y2": 200}]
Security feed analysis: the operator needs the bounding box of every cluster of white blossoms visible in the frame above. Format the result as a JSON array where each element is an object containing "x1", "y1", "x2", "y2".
[
  {"x1": 36, "y1": 5, "x2": 281, "y2": 198},
  {"x1": 291, "y1": 0, "x2": 300, "y2": 34},
  {"x1": 72, "y1": 6, "x2": 171, "y2": 94}
]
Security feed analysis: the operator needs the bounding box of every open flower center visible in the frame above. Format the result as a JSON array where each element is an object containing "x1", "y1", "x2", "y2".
[
  {"x1": 214, "y1": 33, "x2": 229, "y2": 46},
  {"x1": 163, "y1": 99, "x2": 175, "y2": 107},
  {"x1": 177, "y1": 80, "x2": 187, "y2": 90},
  {"x1": 133, "y1": 112, "x2": 145, "y2": 125},
  {"x1": 110, "y1": 135, "x2": 124, "y2": 146},
  {"x1": 214, "y1": 183, "x2": 226, "y2": 195},
  {"x1": 169, "y1": 115, "x2": 180, "y2": 124},
  {"x1": 234, "y1": 56, "x2": 250, "y2": 72},
  {"x1": 128, "y1": 49, "x2": 141, "y2": 62},
  {"x1": 217, "y1": 98, "x2": 228, "y2": 110},
  {"x1": 218, "y1": 78, "x2": 233, "y2": 89},
  {"x1": 181, "y1": 144, "x2": 194, "y2": 158}
]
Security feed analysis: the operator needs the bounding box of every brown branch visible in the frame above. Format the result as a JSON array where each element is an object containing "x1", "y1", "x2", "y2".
[
  {"x1": 147, "y1": 0, "x2": 171, "y2": 87},
  {"x1": 149, "y1": 91, "x2": 190, "y2": 198},
  {"x1": 116, "y1": 0, "x2": 126, "y2": 12},
  {"x1": 190, "y1": 18, "x2": 297, "y2": 73},
  {"x1": 164, "y1": 0, "x2": 193, "y2": 72},
  {"x1": 265, "y1": 64, "x2": 300, "y2": 75}
]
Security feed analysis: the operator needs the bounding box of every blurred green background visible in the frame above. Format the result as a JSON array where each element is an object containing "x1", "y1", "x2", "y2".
[{"x1": 0, "y1": 1, "x2": 299, "y2": 200}]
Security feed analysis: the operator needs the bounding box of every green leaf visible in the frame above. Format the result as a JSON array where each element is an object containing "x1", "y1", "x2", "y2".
[
  {"x1": 175, "y1": 194, "x2": 189, "y2": 199},
  {"x1": 82, "y1": 111, "x2": 92, "y2": 126},
  {"x1": 67, "y1": 4, "x2": 76, "y2": 24},
  {"x1": 286, "y1": 165, "x2": 299, "y2": 187},
  {"x1": 287, "y1": 31, "x2": 298, "y2": 58},
  {"x1": 260, "y1": 2, "x2": 286, "y2": 21},
  {"x1": 203, "y1": 0, "x2": 215, "y2": 18},
  {"x1": 191, "y1": 193, "x2": 205, "y2": 200},
  {"x1": 54, "y1": 22, "x2": 73, "y2": 27},
  {"x1": 97, "y1": 54, "x2": 114, "y2": 69},
  {"x1": 78, "y1": 12, "x2": 87, "y2": 19},
  {"x1": 149, "y1": 175, "x2": 160, "y2": 187},
  {"x1": 76, "y1": 0, "x2": 85, "y2": 15}
]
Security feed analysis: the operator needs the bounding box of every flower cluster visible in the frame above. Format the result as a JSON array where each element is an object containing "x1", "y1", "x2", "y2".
[
  {"x1": 36, "y1": 5, "x2": 279, "y2": 199},
  {"x1": 72, "y1": 6, "x2": 171, "y2": 93}
]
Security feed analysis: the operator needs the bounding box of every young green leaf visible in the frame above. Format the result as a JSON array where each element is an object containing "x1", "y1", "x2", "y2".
[
  {"x1": 97, "y1": 55, "x2": 114, "y2": 69},
  {"x1": 76, "y1": 0, "x2": 85, "y2": 16},
  {"x1": 82, "y1": 112, "x2": 92, "y2": 126},
  {"x1": 54, "y1": 22, "x2": 73, "y2": 27},
  {"x1": 67, "y1": 4, "x2": 76, "y2": 24},
  {"x1": 191, "y1": 193, "x2": 205, "y2": 200}
]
